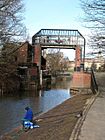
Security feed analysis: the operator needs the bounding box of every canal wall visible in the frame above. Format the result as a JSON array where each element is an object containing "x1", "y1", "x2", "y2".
[{"x1": 70, "y1": 72, "x2": 91, "y2": 89}]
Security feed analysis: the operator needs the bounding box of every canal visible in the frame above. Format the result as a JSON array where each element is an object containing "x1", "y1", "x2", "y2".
[{"x1": 0, "y1": 78, "x2": 71, "y2": 136}]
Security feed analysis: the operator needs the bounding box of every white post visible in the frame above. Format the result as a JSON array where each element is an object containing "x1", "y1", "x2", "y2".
[{"x1": 40, "y1": 70, "x2": 42, "y2": 86}]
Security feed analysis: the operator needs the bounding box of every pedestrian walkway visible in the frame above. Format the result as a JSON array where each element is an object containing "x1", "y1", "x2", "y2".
[
  {"x1": 70, "y1": 73, "x2": 105, "y2": 140},
  {"x1": 78, "y1": 91, "x2": 105, "y2": 140}
]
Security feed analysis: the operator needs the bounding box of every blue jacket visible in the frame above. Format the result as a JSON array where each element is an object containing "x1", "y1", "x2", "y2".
[{"x1": 24, "y1": 108, "x2": 33, "y2": 121}]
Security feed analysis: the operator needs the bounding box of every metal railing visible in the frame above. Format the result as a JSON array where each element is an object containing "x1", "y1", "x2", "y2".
[{"x1": 91, "y1": 68, "x2": 98, "y2": 94}]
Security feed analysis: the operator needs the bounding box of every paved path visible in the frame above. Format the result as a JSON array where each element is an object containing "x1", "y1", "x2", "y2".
[
  {"x1": 69, "y1": 72, "x2": 105, "y2": 140},
  {"x1": 79, "y1": 91, "x2": 105, "y2": 140}
]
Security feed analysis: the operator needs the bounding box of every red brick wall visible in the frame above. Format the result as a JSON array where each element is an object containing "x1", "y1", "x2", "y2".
[
  {"x1": 29, "y1": 68, "x2": 38, "y2": 76},
  {"x1": 33, "y1": 45, "x2": 41, "y2": 65},
  {"x1": 70, "y1": 72, "x2": 91, "y2": 88},
  {"x1": 17, "y1": 43, "x2": 28, "y2": 63},
  {"x1": 75, "y1": 46, "x2": 82, "y2": 67}
]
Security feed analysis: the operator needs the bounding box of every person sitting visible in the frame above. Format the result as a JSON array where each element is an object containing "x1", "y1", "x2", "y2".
[
  {"x1": 22, "y1": 107, "x2": 39, "y2": 129},
  {"x1": 24, "y1": 107, "x2": 33, "y2": 122}
]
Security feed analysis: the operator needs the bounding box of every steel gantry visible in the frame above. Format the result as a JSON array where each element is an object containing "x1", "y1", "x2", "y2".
[
  {"x1": 32, "y1": 29, "x2": 85, "y2": 67},
  {"x1": 32, "y1": 29, "x2": 86, "y2": 86},
  {"x1": 32, "y1": 29, "x2": 85, "y2": 49}
]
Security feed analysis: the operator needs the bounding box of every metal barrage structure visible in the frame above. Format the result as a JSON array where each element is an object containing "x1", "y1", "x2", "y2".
[
  {"x1": 31, "y1": 29, "x2": 86, "y2": 86},
  {"x1": 32, "y1": 29, "x2": 85, "y2": 49}
]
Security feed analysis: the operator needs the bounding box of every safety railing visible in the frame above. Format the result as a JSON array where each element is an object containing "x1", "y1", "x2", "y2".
[{"x1": 91, "y1": 68, "x2": 98, "y2": 94}]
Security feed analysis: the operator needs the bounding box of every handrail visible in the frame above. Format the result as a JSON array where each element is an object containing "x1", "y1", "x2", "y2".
[{"x1": 91, "y1": 68, "x2": 98, "y2": 94}]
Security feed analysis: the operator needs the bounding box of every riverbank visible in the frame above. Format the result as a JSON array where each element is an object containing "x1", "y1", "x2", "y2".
[{"x1": 0, "y1": 91, "x2": 93, "y2": 140}]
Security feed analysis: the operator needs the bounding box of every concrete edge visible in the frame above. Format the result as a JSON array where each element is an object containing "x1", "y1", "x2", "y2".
[{"x1": 69, "y1": 91, "x2": 99, "y2": 140}]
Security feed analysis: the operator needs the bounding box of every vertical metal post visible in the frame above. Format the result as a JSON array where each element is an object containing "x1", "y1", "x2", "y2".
[
  {"x1": 40, "y1": 70, "x2": 42, "y2": 87},
  {"x1": 83, "y1": 38, "x2": 86, "y2": 71},
  {"x1": 39, "y1": 45, "x2": 42, "y2": 88}
]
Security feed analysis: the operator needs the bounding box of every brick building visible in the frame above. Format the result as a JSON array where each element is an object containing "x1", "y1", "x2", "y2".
[{"x1": 85, "y1": 57, "x2": 105, "y2": 70}]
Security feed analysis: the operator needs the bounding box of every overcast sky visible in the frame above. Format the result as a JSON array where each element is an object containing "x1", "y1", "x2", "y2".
[{"x1": 23, "y1": 0, "x2": 90, "y2": 60}]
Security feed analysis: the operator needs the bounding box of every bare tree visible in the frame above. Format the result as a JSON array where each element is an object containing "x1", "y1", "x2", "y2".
[
  {"x1": 80, "y1": 0, "x2": 105, "y2": 29},
  {"x1": 0, "y1": 0, "x2": 26, "y2": 47},
  {"x1": 0, "y1": 0, "x2": 26, "y2": 95},
  {"x1": 0, "y1": 54, "x2": 20, "y2": 95},
  {"x1": 80, "y1": 0, "x2": 105, "y2": 53},
  {"x1": 46, "y1": 49, "x2": 69, "y2": 76}
]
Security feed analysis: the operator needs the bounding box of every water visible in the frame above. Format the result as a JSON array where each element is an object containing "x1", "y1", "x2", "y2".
[{"x1": 0, "y1": 78, "x2": 71, "y2": 136}]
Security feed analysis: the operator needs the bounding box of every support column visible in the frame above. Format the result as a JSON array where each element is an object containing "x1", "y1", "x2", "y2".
[
  {"x1": 33, "y1": 44, "x2": 42, "y2": 87},
  {"x1": 75, "y1": 46, "x2": 82, "y2": 71}
]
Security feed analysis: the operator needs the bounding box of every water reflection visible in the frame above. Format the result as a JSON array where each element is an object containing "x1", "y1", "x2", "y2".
[
  {"x1": 0, "y1": 78, "x2": 71, "y2": 136},
  {"x1": 39, "y1": 89, "x2": 70, "y2": 112}
]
